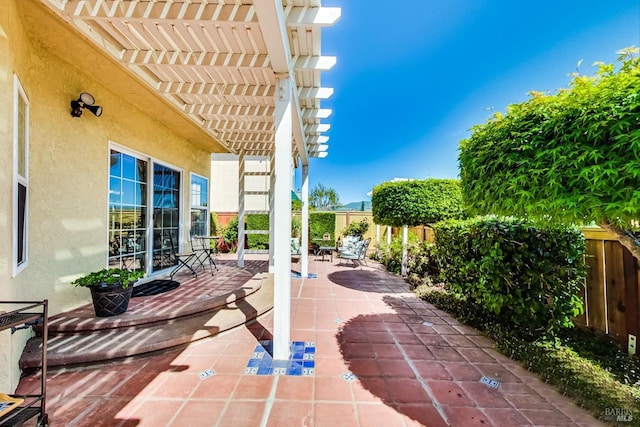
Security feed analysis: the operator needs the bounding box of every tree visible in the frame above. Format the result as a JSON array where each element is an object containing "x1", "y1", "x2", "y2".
[
  {"x1": 371, "y1": 178, "x2": 464, "y2": 275},
  {"x1": 371, "y1": 179, "x2": 464, "y2": 227},
  {"x1": 310, "y1": 183, "x2": 342, "y2": 211},
  {"x1": 459, "y1": 48, "x2": 640, "y2": 260}
]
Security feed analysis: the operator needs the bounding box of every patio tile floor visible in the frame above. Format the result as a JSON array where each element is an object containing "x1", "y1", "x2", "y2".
[{"x1": 15, "y1": 254, "x2": 608, "y2": 426}]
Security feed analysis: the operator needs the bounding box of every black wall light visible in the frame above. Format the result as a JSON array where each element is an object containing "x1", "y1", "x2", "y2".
[{"x1": 71, "y1": 92, "x2": 103, "y2": 117}]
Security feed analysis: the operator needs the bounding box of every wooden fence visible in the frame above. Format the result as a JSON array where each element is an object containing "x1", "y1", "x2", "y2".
[{"x1": 577, "y1": 228, "x2": 639, "y2": 351}]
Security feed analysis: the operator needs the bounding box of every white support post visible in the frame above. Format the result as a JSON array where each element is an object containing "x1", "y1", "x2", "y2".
[
  {"x1": 237, "y1": 151, "x2": 246, "y2": 268},
  {"x1": 268, "y1": 151, "x2": 275, "y2": 273},
  {"x1": 300, "y1": 164, "x2": 309, "y2": 277},
  {"x1": 273, "y1": 77, "x2": 293, "y2": 360},
  {"x1": 376, "y1": 224, "x2": 380, "y2": 245},
  {"x1": 401, "y1": 225, "x2": 408, "y2": 276},
  {"x1": 387, "y1": 226, "x2": 392, "y2": 245}
]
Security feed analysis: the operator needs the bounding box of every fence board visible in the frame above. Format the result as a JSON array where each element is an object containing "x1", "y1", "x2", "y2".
[
  {"x1": 585, "y1": 239, "x2": 606, "y2": 332},
  {"x1": 623, "y1": 247, "x2": 640, "y2": 347},
  {"x1": 604, "y1": 241, "x2": 627, "y2": 340},
  {"x1": 574, "y1": 279, "x2": 587, "y2": 326}
]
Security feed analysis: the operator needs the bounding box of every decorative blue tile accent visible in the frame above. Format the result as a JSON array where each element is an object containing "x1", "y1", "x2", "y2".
[
  {"x1": 291, "y1": 272, "x2": 318, "y2": 279},
  {"x1": 198, "y1": 369, "x2": 215, "y2": 379},
  {"x1": 245, "y1": 340, "x2": 316, "y2": 376},
  {"x1": 341, "y1": 371, "x2": 357, "y2": 383},
  {"x1": 480, "y1": 376, "x2": 500, "y2": 389}
]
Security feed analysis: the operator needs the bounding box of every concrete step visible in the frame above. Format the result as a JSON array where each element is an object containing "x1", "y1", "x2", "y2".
[{"x1": 20, "y1": 273, "x2": 274, "y2": 369}]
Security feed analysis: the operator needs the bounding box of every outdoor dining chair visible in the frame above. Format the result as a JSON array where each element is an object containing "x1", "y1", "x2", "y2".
[
  {"x1": 337, "y1": 237, "x2": 371, "y2": 268},
  {"x1": 169, "y1": 235, "x2": 198, "y2": 279},
  {"x1": 190, "y1": 235, "x2": 217, "y2": 275}
]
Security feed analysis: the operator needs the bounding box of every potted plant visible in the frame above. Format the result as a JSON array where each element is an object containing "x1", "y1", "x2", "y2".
[{"x1": 72, "y1": 268, "x2": 144, "y2": 317}]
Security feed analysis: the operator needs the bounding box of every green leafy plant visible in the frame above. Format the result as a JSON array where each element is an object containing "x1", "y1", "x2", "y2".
[
  {"x1": 310, "y1": 212, "x2": 336, "y2": 247},
  {"x1": 221, "y1": 215, "x2": 239, "y2": 252},
  {"x1": 371, "y1": 178, "x2": 464, "y2": 227},
  {"x1": 459, "y1": 48, "x2": 640, "y2": 261},
  {"x1": 246, "y1": 213, "x2": 269, "y2": 250},
  {"x1": 433, "y1": 216, "x2": 587, "y2": 336},
  {"x1": 374, "y1": 233, "x2": 420, "y2": 275},
  {"x1": 342, "y1": 218, "x2": 369, "y2": 238},
  {"x1": 210, "y1": 212, "x2": 220, "y2": 237},
  {"x1": 291, "y1": 217, "x2": 302, "y2": 239},
  {"x1": 71, "y1": 268, "x2": 143, "y2": 289},
  {"x1": 405, "y1": 242, "x2": 440, "y2": 289}
]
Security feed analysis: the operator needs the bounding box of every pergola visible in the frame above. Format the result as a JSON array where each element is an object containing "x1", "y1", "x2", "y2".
[{"x1": 40, "y1": 0, "x2": 340, "y2": 360}]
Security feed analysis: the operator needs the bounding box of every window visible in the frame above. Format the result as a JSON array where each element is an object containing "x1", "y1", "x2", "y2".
[
  {"x1": 108, "y1": 147, "x2": 184, "y2": 274},
  {"x1": 108, "y1": 150, "x2": 148, "y2": 272},
  {"x1": 13, "y1": 75, "x2": 29, "y2": 276},
  {"x1": 152, "y1": 162, "x2": 181, "y2": 272},
  {"x1": 190, "y1": 173, "x2": 209, "y2": 237}
]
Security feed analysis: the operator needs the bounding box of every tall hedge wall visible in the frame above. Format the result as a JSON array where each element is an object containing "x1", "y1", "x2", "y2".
[
  {"x1": 310, "y1": 212, "x2": 336, "y2": 247},
  {"x1": 433, "y1": 216, "x2": 586, "y2": 335},
  {"x1": 246, "y1": 213, "x2": 269, "y2": 249}
]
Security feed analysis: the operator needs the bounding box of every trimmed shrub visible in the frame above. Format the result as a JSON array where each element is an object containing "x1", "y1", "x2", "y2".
[
  {"x1": 246, "y1": 213, "x2": 269, "y2": 249},
  {"x1": 372, "y1": 179, "x2": 463, "y2": 227},
  {"x1": 433, "y1": 216, "x2": 586, "y2": 336},
  {"x1": 310, "y1": 212, "x2": 336, "y2": 247}
]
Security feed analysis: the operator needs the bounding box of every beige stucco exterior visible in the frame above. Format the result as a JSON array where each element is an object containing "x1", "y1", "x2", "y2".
[
  {"x1": 0, "y1": 1, "x2": 224, "y2": 392},
  {"x1": 211, "y1": 153, "x2": 271, "y2": 212}
]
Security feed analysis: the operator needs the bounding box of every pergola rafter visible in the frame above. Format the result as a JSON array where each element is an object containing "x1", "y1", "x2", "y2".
[{"x1": 40, "y1": 0, "x2": 338, "y2": 159}]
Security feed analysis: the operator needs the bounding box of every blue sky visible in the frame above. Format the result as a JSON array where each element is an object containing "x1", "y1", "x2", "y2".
[{"x1": 301, "y1": 0, "x2": 640, "y2": 204}]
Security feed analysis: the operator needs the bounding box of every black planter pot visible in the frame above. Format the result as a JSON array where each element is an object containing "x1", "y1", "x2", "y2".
[{"x1": 89, "y1": 284, "x2": 133, "y2": 317}]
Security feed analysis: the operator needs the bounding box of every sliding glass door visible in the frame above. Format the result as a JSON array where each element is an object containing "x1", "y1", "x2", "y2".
[
  {"x1": 108, "y1": 149, "x2": 182, "y2": 274},
  {"x1": 108, "y1": 150, "x2": 148, "y2": 271},
  {"x1": 151, "y1": 163, "x2": 181, "y2": 272}
]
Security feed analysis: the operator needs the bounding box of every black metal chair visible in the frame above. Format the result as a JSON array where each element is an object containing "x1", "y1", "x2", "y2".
[
  {"x1": 169, "y1": 235, "x2": 198, "y2": 279},
  {"x1": 190, "y1": 235, "x2": 217, "y2": 275}
]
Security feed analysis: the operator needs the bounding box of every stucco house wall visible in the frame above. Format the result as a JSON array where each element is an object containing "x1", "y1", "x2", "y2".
[
  {"x1": 0, "y1": 1, "x2": 219, "y2": 392},
  {"x1": 211, "y1": 153, "x2": 271, "y2": 213}
]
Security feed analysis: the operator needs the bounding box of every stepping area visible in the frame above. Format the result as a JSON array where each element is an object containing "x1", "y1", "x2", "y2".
[{"x1": 15, "y1": 254, "x2": 606, "y2": 426}]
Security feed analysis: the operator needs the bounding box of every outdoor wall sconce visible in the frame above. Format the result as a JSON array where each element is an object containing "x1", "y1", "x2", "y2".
[{"x1": 70, "y1": 92, "x2": 103, "y2": 118}]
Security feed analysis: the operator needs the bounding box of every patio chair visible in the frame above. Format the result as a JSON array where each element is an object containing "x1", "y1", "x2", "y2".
[
  {"x1": 338, "y1": 237, "x2": 371, "y2": 268},
  {"x1": 169, "y1": 235, "x2": 198, "y2": 279},
  {"x1": 291, "y1": 237, "x2": 302, "y2": 262},
  {"x1": 337, "y1": 235, "x2": 361, "y2": 256},
  {"x1": 190, "y1": 234, "x2": 216, "y2": 275}
]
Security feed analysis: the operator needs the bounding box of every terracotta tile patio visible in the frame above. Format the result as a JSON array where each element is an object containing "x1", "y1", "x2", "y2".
[{"x1": 15, "y1": 254, "x2": 606, "y2": 426}]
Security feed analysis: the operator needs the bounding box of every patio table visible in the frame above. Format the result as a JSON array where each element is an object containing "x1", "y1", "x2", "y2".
[{"x1": 315, "y1": 246, "x2": 334, "y2": 262}]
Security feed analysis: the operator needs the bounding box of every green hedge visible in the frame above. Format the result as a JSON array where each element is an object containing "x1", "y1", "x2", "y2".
[
  {"x1": 246, "y1": 213, "x2": 269, "y2": 249},
  {"x1": 310, "y1": 212, "x2": 336, "y2": 247},
  {"x1": 459, "y1": 54, "x2": 640, "y2": 230},
  {"x1": 371, "y1": 179, "x2": 463, "y2": 227},
  {"x1": 433, "y1": 216, "x2": 586, "y2": 336}
]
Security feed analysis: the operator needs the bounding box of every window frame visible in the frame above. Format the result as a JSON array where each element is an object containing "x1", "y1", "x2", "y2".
[
  {"x1": 13, "y1": 75, "x2": 29, "y2": 277},
  {"x1": 107, "y1": 142, "x2": 186, "y2": 275},
  {"x1": 189, "y1": 172, "x2": 209, "y2": 237}
]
